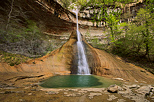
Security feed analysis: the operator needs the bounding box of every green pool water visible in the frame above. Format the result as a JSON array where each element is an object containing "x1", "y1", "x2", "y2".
[{"x1": 40, "y1": 75, "x2": 121, "y2": 88}]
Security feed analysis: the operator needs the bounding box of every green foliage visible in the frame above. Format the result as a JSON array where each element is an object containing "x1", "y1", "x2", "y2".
[
  {"x1": 59, "y1": 0, "x2": 72, "y2": 8},
  {"x1": 59, "y1": 0, "x2": 88, "y2": 9},
  {"x1": 105, "y1": 14, "x2": 119, "y2": 27},
  {"x1": 0, "y1": 50, "x2": 30, "y2": 66},
  {"x1": 144, "y1": 0, "x2": 154, "y2": 12},
  {"x1": 77, "y1": 0, "x2": 88, "y2": 6},
  {"x1": 135, "y1": 8, "x2": 151, "y2": 24},
  {"x1": 87, "y1": 0, "x2": 134, "y2": 5},
  {"x1": 104, "y1": 9, "x2": 121, "y2": 43},
  {"x1": 0, "y1": 19, "x2": 55, "y2": 57},
  {"x1": 112, "y1": 7, "x2": 154, "y2": 60},
  {"x1": 24, "y1": 20, "x2": 41, "y2": 43},
  {"x1": 135, "y1": 8, "x2": 153, "y2": 56},
  {"x1": 91, "y1": 37, "x2": 103, "y2": 49},
  {"x1": 60, "y1": 0, "x2": 135, "y2": 10}
]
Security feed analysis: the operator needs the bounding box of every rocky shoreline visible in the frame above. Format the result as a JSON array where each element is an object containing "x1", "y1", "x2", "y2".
[{"x1": 0, "y1": 73, "x2": 154, "y2": 102}]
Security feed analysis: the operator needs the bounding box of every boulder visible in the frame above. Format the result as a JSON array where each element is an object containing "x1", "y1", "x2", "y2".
[
  {"x1": 136, "y1": 86, "x2": 151, "y2": 96},
  {"x1": 126, "y1": 84, "x2": 140, "y2": 89},
  {"x1": 107, "y1": 84, "x2": 122, "y2": 93}
]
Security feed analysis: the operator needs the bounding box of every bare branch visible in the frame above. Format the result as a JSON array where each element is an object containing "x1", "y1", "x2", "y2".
[{"x1": 6, "y1": 0, "x2": 15, "y2": 31}]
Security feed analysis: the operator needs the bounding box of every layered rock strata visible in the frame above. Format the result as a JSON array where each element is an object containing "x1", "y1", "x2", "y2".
[{"x1": 0, "y1": 30, "x2": 154, "y2": 83}]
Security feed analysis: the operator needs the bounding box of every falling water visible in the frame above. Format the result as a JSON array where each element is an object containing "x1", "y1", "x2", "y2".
[{"x1": 73, "y1": 9, "x2": 90, "y2": 75}]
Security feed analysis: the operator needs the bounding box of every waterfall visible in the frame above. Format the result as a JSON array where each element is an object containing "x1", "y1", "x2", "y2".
[{"x1": 73, "y1": 9, "x2": 90, "y2": 75}]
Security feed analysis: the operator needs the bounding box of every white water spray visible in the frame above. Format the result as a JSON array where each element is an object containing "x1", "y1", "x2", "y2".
[{"x1": 73, "y1": 9, "x2": 90, "y2": 75}]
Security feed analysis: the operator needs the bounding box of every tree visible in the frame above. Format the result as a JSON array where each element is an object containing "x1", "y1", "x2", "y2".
[
  {"x1": 135, "y1": 8, "x2": 153, "y2": 59},
  {"x1": 104, "y1": 11, "x2": 121, "y2": 42},
  {"x1": 6, "y1": 0, "x2": 14, "y2": 31}
]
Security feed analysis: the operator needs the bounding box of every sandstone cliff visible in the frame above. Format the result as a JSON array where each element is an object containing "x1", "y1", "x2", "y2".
[{"x1": 0, "y1": 30, "x2": 154, "y2": 83}]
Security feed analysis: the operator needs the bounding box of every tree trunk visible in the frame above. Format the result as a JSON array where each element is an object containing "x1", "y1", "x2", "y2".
[
  {"x1": 145, "y1": 21, "x2": 150, "y2": 61},
  {"x1": 110, "y1": 26, "x2": 114, "y2": 42}
]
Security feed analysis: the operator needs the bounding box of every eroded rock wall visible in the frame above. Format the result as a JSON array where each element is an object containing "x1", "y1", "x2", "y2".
[{"x1": 0, "y1": 30, "x2": 154, "y2": 83}]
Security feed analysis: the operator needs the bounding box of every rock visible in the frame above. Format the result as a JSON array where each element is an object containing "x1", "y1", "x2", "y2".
[
  {"x1": 107, "y1": 95, "x2": 118, "y2": 101},
  {"x1": 118, "y1": 84, "x2": 137, "y2": 95},
  {"x1": 113, "y1": 78, "x2": 124, "y2": 81},
  {"x1": 119, "y1": 87, "x2": 150, "y2": 102},
  {"x1": 67, "y1": 89, "x2": 79, "y2": 91},
  {"x1": 0, "y1": 92, "x2": 5, "y2": 94},
  {"x1": 46, "y1": 91, "x2": 59, "y2": 95},
  {"x1": 127, "y1": 84, "x2": 140, "y2": 89},
  {"x1": 19, "y1": 99, "x2": 26, "y2": 102},
  {"x1": 131, "y1": 94, "x2": 150, "y2": 102},
  {"x1": 149, "y1": 92, "x2": 153, "y2": 97},
  {"x1": 121, "y1": 92, "x2": 149, "y2": 102},
  {"x1": 31, "y1": 89, "x2": 37, "y2": 91},
  {"x1": 151, "y1": 96, "x2": 154, "y2": 99},
  {"x1": 64, "y1": 93, "x2": 75, "y2": 97},
  {"x1": 118, "y1": 84, "x2": 154, "y2": 102},
  {"x1": 78, "y1": 90, "x2": 88, "y2": 94},
  {"x1": 63, "y1": 92, "x2": 68, "y2": 95},
  {"x1": 103, "y1": 90, "x2": 111, "y2": 94},
  {"x1": 148, "y1": 85, "x2": 154, "y2": 92},
  {"x1": 4, "y1": 91, "x2": 15, "y2": 94},
  {"x1": 28, "y1": 93, "x2": 32, "y2": 95},
  {"x1": 136, "y1": 86, "x2": 151, "y2": 96},
  {"x1": 16, "y1": 91, "x2": 25, "y2": 93},
  {"x1": 117, "y1": 86, "x2": 124, "y2": 91},
  {"x1": 64, "y1": 92, "x2": 82, "y2": 97},
  {"x1": 117, "y1": 99, "x2": 126, "y2": 102},
  {"x1": 135, "y1": 79, "x2": 139, "y2": 82},
  {"x1": 31, "y1": 84, "x2": 39, "y2": 88},
  {"x1": 0, "y1": 83, "x2": 9, "y2": 88},
  {"x1": 81, "y1": 88, "x2": 105, "y2": 93},
  {"x1": 8, "y1": 83, "x2": 15, "y2": 86},
  {"x1": 88, "y1": 93, "x2": 102, "y2": 99},
  {"x1": 75, "y1": 93, "x2": 82, "y2": 97},
  {"x1": 152, "y1": 88, "x2": 154, "y2": 92},
  {"x1": 3, "y1": 86, "x2": 18, "y2": 89},
  {"x1": 24, "y1": 87, "x2": 30, "y2": 89},
  {"x1": 118, "y1": 89, "x2": 132, "y2": 95},
  {"x1": 107, "y1": 84, "x2": 122, "y2": 93},
  {"x1": 1, "y1": 90, "x2": 25, "y2": 94},
  {"x1": 0, "y1": 83, "x2": 18, "y2": 89}
]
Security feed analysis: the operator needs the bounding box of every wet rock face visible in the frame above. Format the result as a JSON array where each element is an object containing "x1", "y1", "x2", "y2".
[
  {"x1": 70, "y1": 31, "x2": 101, "y2": 74},
  {"x1": 84, "y1": 42, "x2": 101, "y2": 74},
  {"x1": 69, "y1": 30, "x2": 78, "y2": 74}
]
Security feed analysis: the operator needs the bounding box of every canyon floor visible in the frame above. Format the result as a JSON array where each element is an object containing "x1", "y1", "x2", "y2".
[{"x1": 0, "y1": 72, "x2": 154, "y2": 102}]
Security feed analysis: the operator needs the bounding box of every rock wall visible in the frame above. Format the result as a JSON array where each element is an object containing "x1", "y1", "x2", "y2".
[
  {"x1": 93, "y1": 49, "x2": 154, "y2": 83},
  {"x1": 0, "y1": 30, "x2": 154, "y2": 83}
]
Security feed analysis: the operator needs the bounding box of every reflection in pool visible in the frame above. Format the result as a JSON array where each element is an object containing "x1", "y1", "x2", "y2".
[{"x1": 40, "y1": 75, "x2": 121, "y2": 88}]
